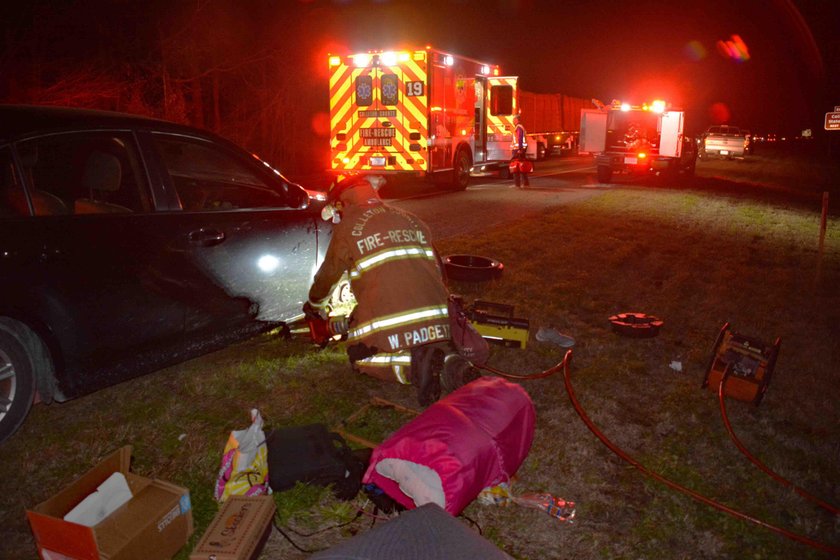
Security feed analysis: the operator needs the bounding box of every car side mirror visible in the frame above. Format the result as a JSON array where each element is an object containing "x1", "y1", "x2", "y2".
[{"x1": 286, "y1": 183, "x2": 309, "y2": 209}]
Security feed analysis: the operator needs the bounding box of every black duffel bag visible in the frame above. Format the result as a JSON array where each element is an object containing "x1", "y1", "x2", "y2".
[{"x1": 265, "y1": 423, "x2": 368, "y2": 500}]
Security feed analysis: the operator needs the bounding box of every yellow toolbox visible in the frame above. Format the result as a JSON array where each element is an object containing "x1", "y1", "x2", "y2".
[{"x1": 467, "y1": 300, "x2": 530, "y2": 349}]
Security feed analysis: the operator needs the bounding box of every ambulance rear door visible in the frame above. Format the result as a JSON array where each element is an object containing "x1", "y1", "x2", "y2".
[
  {"x1": 328, "y1": 52, "x2": 430, "y2": 174},
  {"x1": 485, "y1": 76, "x2": 518, "y2": 162}
]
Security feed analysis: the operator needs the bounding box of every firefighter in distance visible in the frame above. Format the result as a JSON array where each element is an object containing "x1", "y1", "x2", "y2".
[
  {"x1": 510, "y1": 114, "x2": 532, "y2": 188},
  {"x1": 304, "y1": 175, "x2": 468, "y2": 406}
]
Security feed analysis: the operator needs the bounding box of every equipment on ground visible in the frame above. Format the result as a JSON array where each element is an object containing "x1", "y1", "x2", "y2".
[
  {"x1": 702, "y1": 322, "x2": 780, "y2": 405},
  {"x1": 464, "y1": 300, "x2": 530, "y2": 349},
  {"x1": 563, "y1": 352, "x2": 839, "y2": 555},
  {"x1": 265, "y1": 423, "x2": 368, "y2": 500},
  {"x1": 580, "y1": 99, "x2": 697, "y2": 183},
  {"x1": 443, "y1": 254, "x2": 504, "y2": 282},
  {"x1": 609, "y1": 312, "x2": 663, "y2": 338}
]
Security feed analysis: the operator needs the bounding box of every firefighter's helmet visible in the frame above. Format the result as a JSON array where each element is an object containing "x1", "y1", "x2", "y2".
[
  {"x1": 326, "y1": 175, "x2": 384, "y2": 205},
  {"x1": 321, "y1": 175, "x2": 385, "y2": 223}
]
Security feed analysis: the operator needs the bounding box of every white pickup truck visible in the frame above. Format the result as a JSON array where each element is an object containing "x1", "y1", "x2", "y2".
[{"x1": 699, "y1": 125, "x2": 748, "y2": 159}]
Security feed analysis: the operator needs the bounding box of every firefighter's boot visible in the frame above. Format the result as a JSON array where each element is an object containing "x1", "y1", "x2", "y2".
[
  {"x1": 410, "y1": 344, "x2": 442, "y2": 407},
  {"x1": 441, "y1": 352, "x2": 480, "y2": 393}
]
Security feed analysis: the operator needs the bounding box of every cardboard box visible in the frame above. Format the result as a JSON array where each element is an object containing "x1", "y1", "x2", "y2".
[
  {"x1": 190, "y1": 495, "x2": 275, "y2": 560},
  {"x1": 27, "y1": 446, "x2": 194, "y2": 560}
]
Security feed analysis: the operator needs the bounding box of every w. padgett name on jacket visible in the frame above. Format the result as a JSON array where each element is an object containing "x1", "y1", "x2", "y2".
[{"x1": 388, "y1": 323, "x2": 451, "y2": 349}]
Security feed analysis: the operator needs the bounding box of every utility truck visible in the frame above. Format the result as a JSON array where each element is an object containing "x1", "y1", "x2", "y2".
[{"x1": 580, "y1": 99, "x2": 697, "y2": 183}]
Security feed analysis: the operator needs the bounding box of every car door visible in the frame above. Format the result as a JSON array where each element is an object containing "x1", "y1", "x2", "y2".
[
  {"x1": 143, "y1": 131, "x2": 324, "y2": 332},
  {"x1": 0, "y1": 131, "x2": 189, "y2": 397}
]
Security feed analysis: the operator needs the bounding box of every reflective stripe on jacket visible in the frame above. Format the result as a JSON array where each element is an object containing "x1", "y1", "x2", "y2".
[
  {"x1": 513, "y1": 123, "x2": 527, "y2": 150},
  {"x1": 308, "y1": 201, "x2": 450, "y2": 355}
]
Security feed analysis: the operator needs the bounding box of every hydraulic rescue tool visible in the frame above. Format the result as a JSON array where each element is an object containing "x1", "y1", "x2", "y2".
[{"x1": 302, "y1": 305, "x2": 349, "y2": 348}]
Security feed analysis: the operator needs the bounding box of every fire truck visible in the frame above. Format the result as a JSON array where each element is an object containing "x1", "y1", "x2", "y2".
[
  {"x1": 579, "y1": 99, "x2": 697, "y2": 183},
  {"x1": 327, "y1": 47, "x2": 520, "y2": 189}
]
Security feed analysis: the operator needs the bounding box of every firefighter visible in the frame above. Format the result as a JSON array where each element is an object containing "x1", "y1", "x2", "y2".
[
  {"x1": 304, "y1": 175, "x2": 466, "y2": 406},
  {"x1": 511, "y1": 114, "x2": 530, "y2": 188}
]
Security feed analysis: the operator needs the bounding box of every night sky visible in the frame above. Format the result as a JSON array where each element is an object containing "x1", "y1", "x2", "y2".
[
  {"x1": 2, "y1": 0, "x2": 838, "y2": 137},
  {"x1": 313, "y1": 0, "x2": 838, "y2": 135}
]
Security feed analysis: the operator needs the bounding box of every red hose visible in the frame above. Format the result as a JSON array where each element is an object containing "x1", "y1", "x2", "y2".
[
  {"x1": 474, "y1": 350, "x2": 570, "y2": 380},
  {"x1": 718, "y1": 371, "x2": 840, "y2": 516},
  {"x1": 562, "y1": 352, "x2": 840, "y2": 555}
]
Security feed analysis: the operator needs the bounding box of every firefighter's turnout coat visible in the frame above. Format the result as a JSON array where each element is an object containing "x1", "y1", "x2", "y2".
[{"x1": 308, "y1": 200, "x2": 450, "y2": 383}]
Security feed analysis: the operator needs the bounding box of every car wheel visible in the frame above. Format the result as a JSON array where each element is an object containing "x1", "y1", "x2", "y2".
[
  {"x1": 443, "y1": 254, "x2": 504, "y2": 282},
  {"x1": 536, "y1": 143, "x2": 546, "y2": 161},
  {"x1": 451, "y1": 149, "x2": 471, "y2": 191},
  {"x1": 596, "y1": 165, "x2": 612, "y2": 183},
  {"x1": 0, "y1": 323, "x2": 37, "y2": 444}
]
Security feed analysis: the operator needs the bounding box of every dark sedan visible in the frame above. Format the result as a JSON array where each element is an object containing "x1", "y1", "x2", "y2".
[{"x1": 0, "y1": 105, "x2": 332, "y2": 443}]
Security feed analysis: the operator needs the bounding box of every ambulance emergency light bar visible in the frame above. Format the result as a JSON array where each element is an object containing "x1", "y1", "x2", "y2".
[
  {"x1": 614, "y1": 99, "x2": 668, "y2": 113},
  {"x1": 329, "y1": 48, "x2": 501, "y2": 76}
]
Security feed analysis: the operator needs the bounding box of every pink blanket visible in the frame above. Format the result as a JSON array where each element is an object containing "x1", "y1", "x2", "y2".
[{"x1": 363, "y1": 376, "x2": 535, "y2": 515}]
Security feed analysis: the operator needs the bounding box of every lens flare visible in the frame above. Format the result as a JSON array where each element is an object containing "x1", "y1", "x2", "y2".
[
  {"x1": 684, "y1": 40, "x2": 707, "y2": 61},
  {"x1": 716, "y1": 34, "x2": 750, "y2": 62}
]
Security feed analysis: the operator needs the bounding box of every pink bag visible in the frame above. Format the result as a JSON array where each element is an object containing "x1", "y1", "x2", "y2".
[{"x1": 363, "y1": 377, "x2": 535, "y2": 515}]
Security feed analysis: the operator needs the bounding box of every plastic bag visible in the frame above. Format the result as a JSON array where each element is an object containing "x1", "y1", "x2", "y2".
[
  {"x1": 214, "y1": 409, "x2": 271, "y2": 502},
  {"x1": 478, "y1": 483, "x2": 576, "y2": 522}
]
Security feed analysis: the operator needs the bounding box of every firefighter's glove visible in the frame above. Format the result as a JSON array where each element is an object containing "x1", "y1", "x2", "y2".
[{"x1": 303, "y1": 300, "x2": 329, "y2": 321}]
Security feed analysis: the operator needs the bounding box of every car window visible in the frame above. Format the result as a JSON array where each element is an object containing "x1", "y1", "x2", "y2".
[
  {"x1": 7, "y1": 132, "x2": 151, "y2": 216},
  {"x1": 151, "y1": 134, "x2": 293, "y2": 211}
]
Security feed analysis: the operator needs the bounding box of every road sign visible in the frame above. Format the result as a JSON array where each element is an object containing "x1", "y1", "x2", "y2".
[{"x1": 826, "y1": 112, "x2": 840, "y2": 130}]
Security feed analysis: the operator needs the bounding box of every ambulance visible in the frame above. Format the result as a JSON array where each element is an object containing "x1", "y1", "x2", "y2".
[{"x1": 327, "y1": 47, "x2": 520, "y2": 190}]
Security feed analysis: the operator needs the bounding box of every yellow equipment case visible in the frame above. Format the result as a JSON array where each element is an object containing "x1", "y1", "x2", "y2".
[{"x1": 466, "y1": 300, "x2": 530, "y2": 349}]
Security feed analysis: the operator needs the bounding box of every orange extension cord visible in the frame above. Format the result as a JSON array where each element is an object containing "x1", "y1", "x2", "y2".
[{"x1": 561, "y1": 351, "x2": 840, "y2": 555}]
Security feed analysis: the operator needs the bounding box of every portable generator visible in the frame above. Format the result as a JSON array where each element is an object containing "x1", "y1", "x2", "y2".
[
  {"x1": 466, "y1": 300, "x2": 530, "y2": 349},
  {"x1": 701, "y1": 322, "x2": 781, "y2": 405}
]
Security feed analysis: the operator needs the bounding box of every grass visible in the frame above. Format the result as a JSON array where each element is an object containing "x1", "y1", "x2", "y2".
[{"x1": 1, "y1": 147, "x2": 838, "y2": 559}]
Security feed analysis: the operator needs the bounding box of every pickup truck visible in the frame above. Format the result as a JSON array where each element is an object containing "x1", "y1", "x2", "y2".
[{"x1": 699, "y1": 125, "x2": 748, "y2": 159}]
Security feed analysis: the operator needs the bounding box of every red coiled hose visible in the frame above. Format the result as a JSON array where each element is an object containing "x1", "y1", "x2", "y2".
[
  {"x1": 718, "y1": 369, "x2": 839, "y2": 516},
  {"x1": 562, "y1": 351, "x2": 840, "y2": 555}
]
